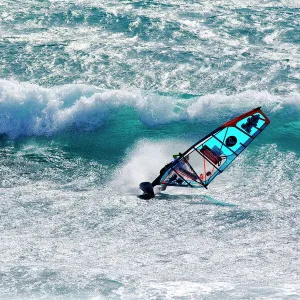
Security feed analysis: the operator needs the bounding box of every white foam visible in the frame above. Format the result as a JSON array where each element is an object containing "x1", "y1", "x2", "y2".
[{"x1": 149, "y1": 281, "x2": 234, "y2": 297}]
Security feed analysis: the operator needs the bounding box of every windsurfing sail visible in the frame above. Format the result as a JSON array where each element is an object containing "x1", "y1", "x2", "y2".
[{"x1": 160, "y1": 107, "x2": 270, "y2": 189}]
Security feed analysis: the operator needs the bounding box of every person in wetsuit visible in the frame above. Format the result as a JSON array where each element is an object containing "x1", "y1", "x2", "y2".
[
  {"x1": 151, "y1": 161, "x2": 175, "y2": 187},
  {"x1": 151, "y1": 153, "x2": 189, "y2": 188}
]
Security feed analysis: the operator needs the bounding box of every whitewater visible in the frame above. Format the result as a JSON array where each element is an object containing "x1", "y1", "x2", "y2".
[{"x1": 0, "y1": 0, "x2": 299, "y2": 299}]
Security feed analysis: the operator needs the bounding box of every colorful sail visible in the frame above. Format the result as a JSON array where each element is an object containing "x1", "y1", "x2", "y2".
[{"x1": 160, "y1": 107, "x2": 270, "y2": 188}]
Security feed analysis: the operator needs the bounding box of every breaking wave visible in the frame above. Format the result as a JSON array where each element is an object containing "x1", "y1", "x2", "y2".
[{"x1": 0, "y1": 79, "x2": 299, "y2": 139}]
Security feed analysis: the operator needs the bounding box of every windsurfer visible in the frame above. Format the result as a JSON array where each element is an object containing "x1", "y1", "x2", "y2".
[{"x1": 151, "y1": 153, "x2": 189, "y2": 188}]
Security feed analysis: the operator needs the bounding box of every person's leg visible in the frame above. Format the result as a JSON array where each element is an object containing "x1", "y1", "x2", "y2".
[
  {"x1": 160, "y1": 185, "x2": 167, "y2": 191},
  {"x1": 151, "y1": 176, "x2": 161, "y2": 187}
]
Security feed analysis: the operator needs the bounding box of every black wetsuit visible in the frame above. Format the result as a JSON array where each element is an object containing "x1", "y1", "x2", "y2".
[{"x1": 151, "y1": 161, "x2": 174, "y2": 187}]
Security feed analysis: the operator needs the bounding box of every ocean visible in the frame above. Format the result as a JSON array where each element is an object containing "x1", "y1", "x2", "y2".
[{"x1": 0, "y1": 0, "x2": 299, "y2": 299}]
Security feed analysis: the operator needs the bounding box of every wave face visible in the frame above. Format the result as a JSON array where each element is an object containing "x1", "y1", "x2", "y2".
[{"x1": 0, "y1": 0, "x2": 299, "y2": 299}]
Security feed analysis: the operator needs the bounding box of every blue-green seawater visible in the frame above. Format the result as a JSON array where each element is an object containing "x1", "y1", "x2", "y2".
[{"x1": 0, "y1": 0, "x2": 299, "y2": 299}]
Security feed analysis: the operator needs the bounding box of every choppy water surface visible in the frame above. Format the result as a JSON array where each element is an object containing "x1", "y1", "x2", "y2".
[{"x1": 0, "y1": 0, "x2": 299, "y2": 299}]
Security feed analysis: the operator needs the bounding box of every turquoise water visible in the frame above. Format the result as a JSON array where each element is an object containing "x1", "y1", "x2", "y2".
[{"x1": 0, "y1": 0, "x2": 299, "y2": 299}]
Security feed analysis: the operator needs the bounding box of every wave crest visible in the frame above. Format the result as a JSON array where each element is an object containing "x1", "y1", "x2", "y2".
[{"x1": 0, "y1": 80, "x2": 299, "y2": 138}]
